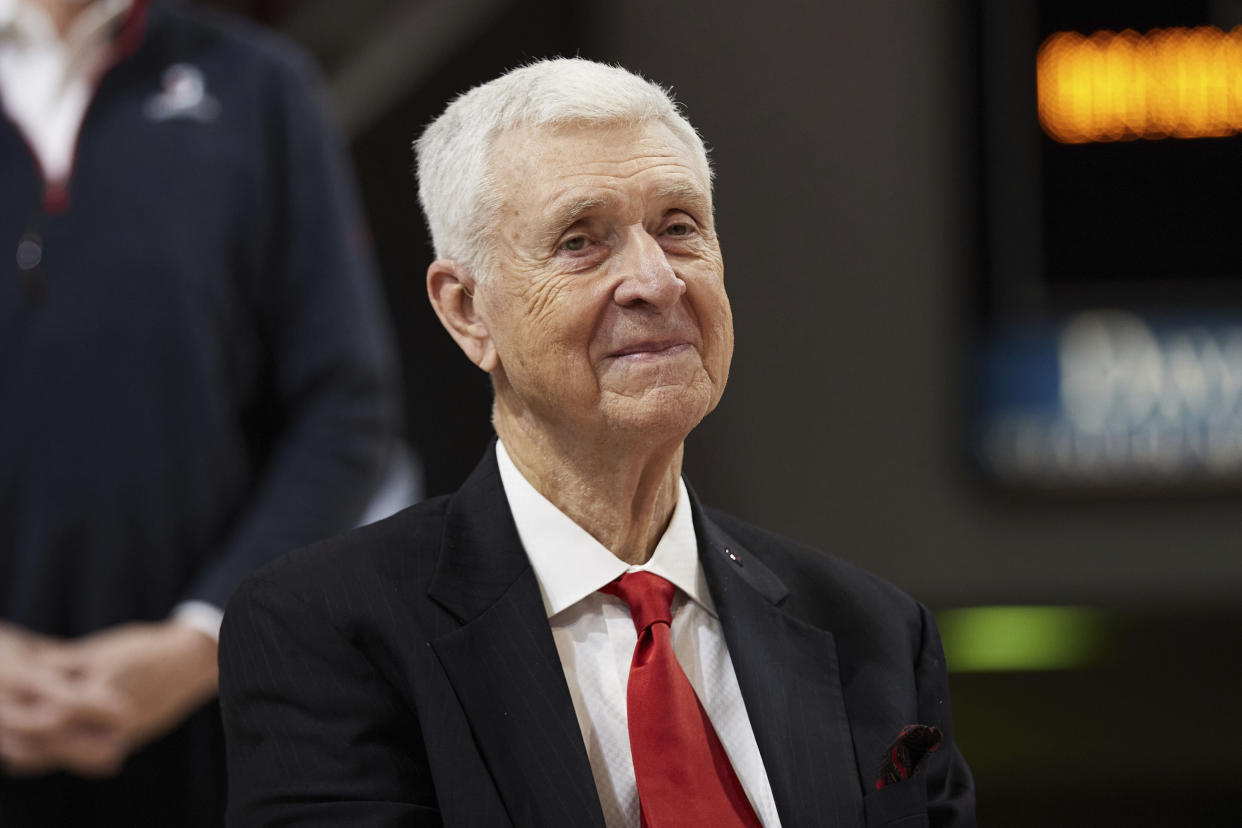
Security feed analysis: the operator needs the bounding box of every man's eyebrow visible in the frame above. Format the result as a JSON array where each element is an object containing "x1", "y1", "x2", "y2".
[
  {"x1": 537, "y1": 194, "x2": 618, "y2": 247},
  {"x1": 652, "y1": 180, "x2": 713, "y2": 220}
]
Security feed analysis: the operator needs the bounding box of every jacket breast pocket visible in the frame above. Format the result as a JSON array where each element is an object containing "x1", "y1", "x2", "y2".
[{"x1": 863, "y1": 778, "x2": 929, "y2": 828}]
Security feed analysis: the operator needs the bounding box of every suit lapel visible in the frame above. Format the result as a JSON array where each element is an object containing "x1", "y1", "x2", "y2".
[
  {"x1": 425, "y1": 447, "x2": 606, "y2": 828},
  {"x1": 693, "y1": 499, "x2": 864, "y2": 828}
]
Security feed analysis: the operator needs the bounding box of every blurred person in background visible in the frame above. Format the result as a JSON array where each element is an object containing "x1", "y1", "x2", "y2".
[
  {"x1": 219, "y1": 58, "x2": 974, "y2": 827},
  {"x1": 0, "y1": 0, "x2": 402, "y2": 824}
]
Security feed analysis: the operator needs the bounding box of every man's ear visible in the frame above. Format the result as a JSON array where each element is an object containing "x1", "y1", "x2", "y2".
[{"x1": 427, "y1": 259, "x2": 499, "y2": 372}]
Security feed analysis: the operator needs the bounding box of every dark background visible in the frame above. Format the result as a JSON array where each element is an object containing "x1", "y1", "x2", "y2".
[
  {"x1": 1036, "y1": 0, "x2": 1242, "y2": 308},
  {"x1": 208, "y1": 0, "x2": 1242, "y2": 823}
]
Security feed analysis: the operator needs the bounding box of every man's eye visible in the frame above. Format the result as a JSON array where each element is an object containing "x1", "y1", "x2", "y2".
[
  {"x1": 665, "y1": 222, "x2": 694, "y2": 237},
  {"x1": 561, "y1": 236, "x2": 589, "y2": 252}
]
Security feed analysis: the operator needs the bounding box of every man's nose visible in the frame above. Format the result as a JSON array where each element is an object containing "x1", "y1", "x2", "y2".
[{"x1": 613, "y1": 229, "x2": 686, "y2": 311}]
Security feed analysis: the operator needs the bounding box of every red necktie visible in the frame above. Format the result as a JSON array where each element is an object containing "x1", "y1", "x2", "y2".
[{"x1": 601, "y1": 572, "x2": 763, "y2": 828}]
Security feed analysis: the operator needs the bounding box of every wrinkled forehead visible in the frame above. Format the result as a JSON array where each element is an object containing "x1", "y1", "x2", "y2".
[{"x1": 488, "y1": 119, "x2": 712, "y2": 203}]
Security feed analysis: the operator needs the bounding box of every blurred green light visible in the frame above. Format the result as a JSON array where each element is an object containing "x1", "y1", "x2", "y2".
[{"x1": 936, "y1": 606, "x2": 1110, "y2": 672}]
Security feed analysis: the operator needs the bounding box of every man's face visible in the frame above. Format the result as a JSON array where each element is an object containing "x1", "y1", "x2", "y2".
[{"x1": 477, "y1": 120, "x2": 733, "y2": 443}]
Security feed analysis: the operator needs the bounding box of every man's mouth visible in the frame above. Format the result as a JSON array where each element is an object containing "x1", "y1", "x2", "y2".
[{"x1": 607, "y1": 340, "x2": 692, "y2": 359}]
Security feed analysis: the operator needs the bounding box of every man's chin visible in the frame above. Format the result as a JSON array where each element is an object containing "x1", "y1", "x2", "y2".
[{"x1": 599, "y1": 384, "x2": 714, "y2": 440}]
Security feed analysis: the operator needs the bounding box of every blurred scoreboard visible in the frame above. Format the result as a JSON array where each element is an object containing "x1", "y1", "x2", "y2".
[{"x1": 972, "y1": 0, "x2": 1242, "y2": 489}]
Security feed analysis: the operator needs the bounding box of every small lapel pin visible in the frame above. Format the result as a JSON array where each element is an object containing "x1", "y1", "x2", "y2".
[{"x1": 724, "y1": 547, "x2": 742, "y2": 567}]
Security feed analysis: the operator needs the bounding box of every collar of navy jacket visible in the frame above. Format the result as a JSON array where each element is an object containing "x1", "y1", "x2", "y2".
[{"x1": 422, "y1": 443, "x2": 864, "y2": 828}]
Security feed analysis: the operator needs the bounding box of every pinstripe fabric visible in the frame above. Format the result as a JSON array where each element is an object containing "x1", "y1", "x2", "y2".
[{"x1": 219, "y1": 444, "x2": 976, "y2": 828}]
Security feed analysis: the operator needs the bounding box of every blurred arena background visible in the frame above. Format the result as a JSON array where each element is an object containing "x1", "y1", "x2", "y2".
[{"x1": 203, "y1": 0, "x2": 1242, "y2": 823}]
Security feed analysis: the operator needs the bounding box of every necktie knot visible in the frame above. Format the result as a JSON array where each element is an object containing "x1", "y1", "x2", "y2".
[{"x1": 601, "y1": 571, "x2": 675, "y2": 634}]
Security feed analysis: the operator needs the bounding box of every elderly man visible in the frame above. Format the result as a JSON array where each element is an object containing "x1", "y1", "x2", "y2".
[{"x1": 219, "y1": 58, "x2": 975, "y2": 827}]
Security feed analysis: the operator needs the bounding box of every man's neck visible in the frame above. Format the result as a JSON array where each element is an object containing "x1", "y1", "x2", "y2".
[
  {"x1": 22, "y1": 0, "x2": 90, "y2": 37},
  {"x1": 495, "y1": 409, "x2": 685, "y2": 567}
]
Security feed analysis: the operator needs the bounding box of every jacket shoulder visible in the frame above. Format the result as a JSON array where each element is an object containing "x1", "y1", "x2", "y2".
[
  {"x1": 703, "y1": 506, "x2": 925, "y2": 638},
  {"x1": 147, "y1": 4, "x2": 325, "y2": 87},
  {"x1": 232, "y1": 496, "x2": 451, "y2": 612}
]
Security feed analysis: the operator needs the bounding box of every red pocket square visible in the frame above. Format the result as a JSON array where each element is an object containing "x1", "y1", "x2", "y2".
[{"x1": 874, "y1": 724, "x2": 942, "y2": 789}]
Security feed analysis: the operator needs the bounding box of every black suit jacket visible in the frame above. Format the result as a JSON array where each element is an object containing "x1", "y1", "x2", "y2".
[{"x1": 219, "y1": 446, "x2": 975, "y2": 827}]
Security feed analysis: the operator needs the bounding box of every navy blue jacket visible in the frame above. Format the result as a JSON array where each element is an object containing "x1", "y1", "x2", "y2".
[{"x1": 0, "y1": 2, "x2": 398, "y2": 823}]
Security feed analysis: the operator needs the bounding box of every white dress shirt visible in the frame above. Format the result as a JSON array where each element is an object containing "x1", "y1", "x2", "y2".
[{"x1": 495, "y1": 441, "x2": 782, "y2": 828}]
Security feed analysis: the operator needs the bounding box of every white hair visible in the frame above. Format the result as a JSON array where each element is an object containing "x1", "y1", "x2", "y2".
[{"x1": 414, "y1": 58, "x2": 711, "y2": 282}]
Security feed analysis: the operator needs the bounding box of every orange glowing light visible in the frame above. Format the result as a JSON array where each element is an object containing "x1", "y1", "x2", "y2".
[{"x1": 1036, "y1": 26, "x2": 1242, "y2": 143}]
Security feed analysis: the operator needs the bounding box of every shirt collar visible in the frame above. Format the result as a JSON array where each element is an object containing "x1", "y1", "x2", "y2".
[{"x1": 495, "y1": 440, "x2": 715, "y2": 620}]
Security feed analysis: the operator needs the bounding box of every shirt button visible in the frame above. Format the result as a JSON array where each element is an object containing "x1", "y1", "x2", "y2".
[{"x1": 16, "y1": 234, "x2": 43, "y2": 271}]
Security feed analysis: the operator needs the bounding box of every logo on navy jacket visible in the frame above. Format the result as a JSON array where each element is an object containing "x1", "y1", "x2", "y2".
[{"x1": 144, "y1": 64, "x2": 220, "y2": 123}]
